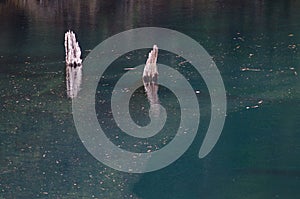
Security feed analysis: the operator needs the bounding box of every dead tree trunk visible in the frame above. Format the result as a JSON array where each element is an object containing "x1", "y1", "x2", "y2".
[
  {"x1": 64, "y1": 30, "x2": 82, "y2": 98},
  {"x1": 143, "y1": 45, "x2": 160, "y2": 117},
  {"x1": 143, "y1": 45, "x2": 158, "y2": 83},
  {"x1": 64, "y1": 30, "x2": 82, "y2": 66}
]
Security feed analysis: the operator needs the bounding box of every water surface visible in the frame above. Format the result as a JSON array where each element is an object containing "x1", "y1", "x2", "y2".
[{"x1": 0, "y1": 0, "x2": 299, "y2": 198}]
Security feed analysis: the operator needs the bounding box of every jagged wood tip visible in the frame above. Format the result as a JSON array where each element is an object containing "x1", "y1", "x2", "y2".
[
  {"x1": 64, "y1": 30, "x2": 82, "y2": 98},
  {"x1": 64, "y1": 30, "x2": 82, "y2": 67},
  {"x1": 143, "y1": 45, "x2": 158, "y2": 82}
]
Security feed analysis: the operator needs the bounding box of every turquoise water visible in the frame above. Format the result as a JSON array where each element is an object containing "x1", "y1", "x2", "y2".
[{"x1": 0, "y1": 0, "x2": 300, "y2": 198}]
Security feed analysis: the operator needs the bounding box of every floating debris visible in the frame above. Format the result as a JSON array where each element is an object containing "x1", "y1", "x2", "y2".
[
  {"x1": 124, "y1": 67, "x2": 136, "y2": 71},
  {"x1": 241, "y1": 67, "x2": 261, "y2": 72},
  {"x1": 246, "y1": 100, "x2": 263, "y2": 110},
  {"x1": 237, "y1": 37, "x2": 245, "y2": 41},
  {"x1": 288, "y1": 44, "x2": 297, "y2": 49},
  {"x1": 178, "y1": 60, "x2": 190, "y2": 66},
  {"x1": 64, "y1": 30, "x2": 83, "y2": 98},
  {"x1": 289, "y1": 67, "x2": 298, "y2": 76}
]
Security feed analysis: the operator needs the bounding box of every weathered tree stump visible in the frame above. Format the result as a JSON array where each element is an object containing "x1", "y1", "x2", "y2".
[
  {"x1": 64, "y1": 30, "x2": 82, "y2": 67},
  {"x1": 143, "y1": 45, "x2": 158, "y2": 83},
  {"x1": 143, "y1": 45, "x2": 160, "y2": 117},
  {"x1": 64, "y1": 30, "x2": 82, "y2": 98}
]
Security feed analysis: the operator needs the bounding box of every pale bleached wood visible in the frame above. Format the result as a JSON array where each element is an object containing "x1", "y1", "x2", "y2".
[
  {"x1": 143, "y1": 45, "x2": 160, "y2": 117},
  {"x1": 64, "y1": 30, "x2": 82, "y2": 66},
  {"x1": 143, "y1": 45, "x2": 158, "y2": 81},
  {"x1": 64, "y1": 30, "x2": 82, "y2": 98}
]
